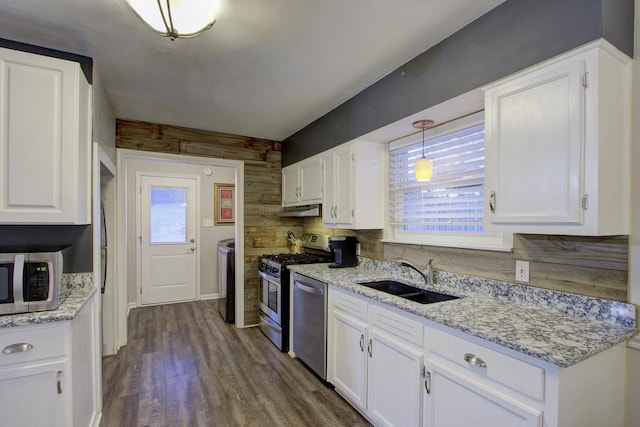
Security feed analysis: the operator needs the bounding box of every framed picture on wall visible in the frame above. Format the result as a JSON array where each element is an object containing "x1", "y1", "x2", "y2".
[{"x1": 214, "y1": 183, "x2": 235, "y2": 225}]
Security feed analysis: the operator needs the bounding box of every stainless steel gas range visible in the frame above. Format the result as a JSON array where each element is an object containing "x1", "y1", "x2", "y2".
[{"x1": 257, "y1": 234, "x2": 331, "y2": 351}]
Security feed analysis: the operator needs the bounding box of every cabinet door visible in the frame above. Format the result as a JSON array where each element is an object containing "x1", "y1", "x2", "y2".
[
  {"x1": 299, "y1": 159, "x2": 323, "y2": 203},
  {"x1": 368, "y1": 328, "x2": 423, "y2": 427},
  {"x1": 0, "y1": 360, "x2": 67, "y2": 426},
  {"x1": 322, "y1": 153, "x2": 336, "y2": 224},
  {"x1": 484, "y1": 58, "x2": 585, "y2": 226},
  {"x1": 423, "y1": 359, "x2": 542, "y2": 427},
  {"x1": 282, "y1": 165, "x2": 300, "y2": 206},
  {"x1": 334, "y1": 147, "x2": 353, "y2": 225},
  {"x1": 330, "y1": 309, "x2": 368, "y2": 410},
  {"x1": 0, "y1": 47, "x2": 89, "y2": 224}
]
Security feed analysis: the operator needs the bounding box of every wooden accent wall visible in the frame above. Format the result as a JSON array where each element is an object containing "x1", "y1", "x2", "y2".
[
  {"x1": 116, "y1": 119, "x2": 303, "y2": 325},
  {"x1": 303, "y1": 217, "x2": 628, "y2": 302}
]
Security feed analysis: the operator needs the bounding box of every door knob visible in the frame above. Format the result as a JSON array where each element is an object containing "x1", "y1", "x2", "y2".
[{"x1": 190, "y1": 238, "x2": 195, "y2": 243}]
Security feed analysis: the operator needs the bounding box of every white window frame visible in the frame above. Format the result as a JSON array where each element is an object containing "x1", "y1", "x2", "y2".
[{"x1": 383, "y1": 112, "x2": 513, "y2": 252}]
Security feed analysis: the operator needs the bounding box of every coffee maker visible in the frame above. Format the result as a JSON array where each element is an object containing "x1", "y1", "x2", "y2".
[{"x1": 328, "y1": 236, "x2": 358, "y2": 268}]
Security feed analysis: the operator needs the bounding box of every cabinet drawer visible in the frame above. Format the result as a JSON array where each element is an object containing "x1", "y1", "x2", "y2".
[
  {"x1": 369, "y1": 304, "x2": 423, "y2": 347},
  {"x1": 332, "y1": 289, "x2": 368, "y2": 320},
  {"x1": 0, "y1": 326, "x2": 65, "y2": 367},
  {"x1": 426, "y1": 327, "x2": 544, "y2": 401}
]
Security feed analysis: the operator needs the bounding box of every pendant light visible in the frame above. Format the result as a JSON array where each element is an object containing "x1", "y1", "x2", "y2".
[
  {"x1": 127, "y1": 0, "x2": 217, "y2": 40},
  {"x1": 413, "y1": 119, "x2": 435, "y2": 182}
]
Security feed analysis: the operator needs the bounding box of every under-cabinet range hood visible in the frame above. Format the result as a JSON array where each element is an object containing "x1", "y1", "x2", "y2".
[{"x1": 278, "y1": 205, "x2": 320, "y2": 217}]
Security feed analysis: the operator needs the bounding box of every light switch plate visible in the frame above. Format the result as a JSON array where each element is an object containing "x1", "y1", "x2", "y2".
[
  {"x1": 515, "y1": 260, "x2": 529, "y2": 283},
  {"x1": 203, "y1": 219, "x2": 214, "y2": 227}
]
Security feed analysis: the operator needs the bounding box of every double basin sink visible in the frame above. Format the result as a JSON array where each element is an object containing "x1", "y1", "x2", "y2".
[{"x1": 358, "y1": 280, "x2": 459, "y2": 305}]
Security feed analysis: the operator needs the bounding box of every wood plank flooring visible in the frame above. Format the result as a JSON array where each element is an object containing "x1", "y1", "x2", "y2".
[{"x1": 101, "y1": 300, "x2": 370, "y2": 427}]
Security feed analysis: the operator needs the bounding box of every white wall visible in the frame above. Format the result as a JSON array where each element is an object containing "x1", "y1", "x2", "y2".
[
  {"x1": 125, "y1": 157, "x2": 236, "y2": 303},
  {"x1": 92, "y1": 65, "x2": 116, "y2": 164},
  {"x1": 626, "y1": 2, "x2": 640, "y2": 426}
]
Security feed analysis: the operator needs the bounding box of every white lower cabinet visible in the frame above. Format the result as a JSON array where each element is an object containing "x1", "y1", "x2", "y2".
[
  {"x1": 331, "y1": 309, "x2": 368, "y2": 409},
  {"x1": 328, "y1": 287, "x2": 626, "y2": 427},
  {"x1": 368, "y1": 327, "x2": 423, "y2": 427},
  {"x1": 0, "y1": 295, "x2": 99, "y2": 426},
  {"x1": 328, "y1": 287, "x2": 424, "y2": 427},
  {"x1": 0, "y1": 359, "x2": 67, "y2": 426},
  {"x1": 424, "y1": 358, "x2": 542, "y2": 427},
  {"x1": 423, "y1": 324, "x2": 626, "y2": 427}
]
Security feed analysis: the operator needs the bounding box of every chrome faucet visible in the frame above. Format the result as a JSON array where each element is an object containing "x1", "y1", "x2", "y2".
[{"x1": 398, "y1": 259, "x2": 434, "y2": 286}]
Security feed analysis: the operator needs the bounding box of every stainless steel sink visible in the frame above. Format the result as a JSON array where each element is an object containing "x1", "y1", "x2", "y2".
[{"x1": 358, "y1": 280, "x2": 459, "y2": 304}]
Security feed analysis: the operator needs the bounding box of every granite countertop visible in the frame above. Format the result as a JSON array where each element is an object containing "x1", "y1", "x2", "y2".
[
  {"x1": 0, "y1": 272, "x2": 95, "y2": 329},
  {"x1": 289, "y1": 260, "x2": 638, "y2": 368}
]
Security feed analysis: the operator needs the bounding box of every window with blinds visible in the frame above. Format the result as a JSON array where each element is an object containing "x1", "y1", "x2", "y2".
[{"x1": 386, "y1": 112, "x2": 511, "y2": 250}]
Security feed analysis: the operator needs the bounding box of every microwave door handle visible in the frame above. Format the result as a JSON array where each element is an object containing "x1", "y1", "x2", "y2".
[{"x1": 13, "y1": 254, "x2": 25, "y2": 308}]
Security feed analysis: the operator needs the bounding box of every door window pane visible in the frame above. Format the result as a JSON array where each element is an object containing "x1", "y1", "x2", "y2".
[{"x1": 150, "y1": 187, "x2": 187, "y2": 243}]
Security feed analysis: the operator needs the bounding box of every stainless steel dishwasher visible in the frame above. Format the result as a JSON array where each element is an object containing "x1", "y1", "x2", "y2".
[{"x1": 292, "y1": 272, "x2": 328, "y2": 379}]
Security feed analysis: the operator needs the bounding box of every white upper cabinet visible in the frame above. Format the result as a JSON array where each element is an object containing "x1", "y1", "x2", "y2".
[
  {"x1": 322, "y1": 140, "x2": 384, "y2": 229},
  {"x1": 483, "y1": 40, "x2": 630, "y2": 235},
  {"x1": 282, "y1": 157, "x2": 323, "y2": 207},
  {"x1": 0, "y1": 47, "x2": 92, "y2": 224}
]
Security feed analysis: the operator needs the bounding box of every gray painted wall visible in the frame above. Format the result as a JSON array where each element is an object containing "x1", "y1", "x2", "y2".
[
  {"x1": 0, "y1": 225, "x2": 93, "y2": 273},
  {"x1": 282, "y1": 0, "x2": 634, "y2": 166}
]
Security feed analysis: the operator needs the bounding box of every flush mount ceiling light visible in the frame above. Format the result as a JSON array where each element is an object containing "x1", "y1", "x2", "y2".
[
  {"x1": 413, "y1": 119, "x2": 435, "y2": 182},
  {"x1": 126, "y1": 0, "x2": 217, "y2": 40}
]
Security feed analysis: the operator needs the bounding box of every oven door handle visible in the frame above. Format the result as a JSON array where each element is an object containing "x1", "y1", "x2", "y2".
[
  {"x1": 294, "y1": 281, "x2": 323, "y2": 296},
  {"x1": 258, "y1": 270, "x2": 279, "y2": 283}
]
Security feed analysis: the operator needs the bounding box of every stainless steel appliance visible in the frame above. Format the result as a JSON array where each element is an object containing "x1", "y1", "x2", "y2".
[
  {"x1": 217, "y1": 238, "x2": 235, "y2": 323},
  {"x1": 292, "y1": 272, "x2": 328, "y2": 379},
  {"x1": 328, "y1": 236, "x2": 358, "y2": 268},
  {"x1": 258, "y1": 234, "x2": 331, "y2": 351},
  {"x1": 0, "y1": 251, "x2": 62, "y2": 315}
]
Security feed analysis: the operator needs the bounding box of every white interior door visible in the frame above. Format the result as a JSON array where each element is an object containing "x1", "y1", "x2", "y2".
[{"x1": 139, "y1": 175, "x2": 198, "y2": 305}]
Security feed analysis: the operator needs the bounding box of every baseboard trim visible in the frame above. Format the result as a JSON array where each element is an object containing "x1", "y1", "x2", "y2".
[
  {"x1": 126, "y1": 302, "x2": 136, "y2": 317},
  {"x1": 201, "y1": 293, "x2": 220, "y2": 300}
]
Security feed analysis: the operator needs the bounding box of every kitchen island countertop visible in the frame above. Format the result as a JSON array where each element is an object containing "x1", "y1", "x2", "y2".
[{"x1": 289, "y1": 261, "x2": 637, "y2": 368}]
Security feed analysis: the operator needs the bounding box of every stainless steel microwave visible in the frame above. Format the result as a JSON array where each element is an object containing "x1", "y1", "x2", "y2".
[{"x1": 0, "y1": 252, "x2": 62, "y2": 315}]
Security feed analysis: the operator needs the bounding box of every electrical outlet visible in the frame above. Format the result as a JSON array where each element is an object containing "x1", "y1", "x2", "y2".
[{"x1": 515, "y1": 260, "x2": 529, "y2": 283}]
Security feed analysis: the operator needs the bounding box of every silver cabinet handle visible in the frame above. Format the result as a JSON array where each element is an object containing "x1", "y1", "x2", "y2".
[
  {"x1": 489, "y1": 191, "x2": 496, "y2": 213},
  {"x1": 425, "y1": 371, "x2": 431, "y2": 394},
  {"x1": 359, "y1": 334, "x2": 364, "y2": 352},
  {"x1": 367, "y1": 339, "x2": 372, "y2": 357},
  {"x1": 333, "y1": 206, "x2": 338, "y2": 218},
  {"x1": 464, "y1": 353, "x2": 487, "y2": 368},
  {"x1": 57, "y1": 370, "x2": 63, "y2": 394},
  {"x1": 2, "y1": 343, "x2": 33, "y2": 354}
]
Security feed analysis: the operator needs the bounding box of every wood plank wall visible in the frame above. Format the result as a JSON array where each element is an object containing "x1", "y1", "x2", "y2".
[
  {"x1": 116, "y1": 119, "x2": 303, "y2": 325},
  {"x1": 303, "y1": 217, "x2": 628, "y2": 302}
]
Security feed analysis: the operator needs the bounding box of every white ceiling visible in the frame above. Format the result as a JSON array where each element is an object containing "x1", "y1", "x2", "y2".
[{"x1": 0, "y1": 0, "x2": 504, "y2": 141}]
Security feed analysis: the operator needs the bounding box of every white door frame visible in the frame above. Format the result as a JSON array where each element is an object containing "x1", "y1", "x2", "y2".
[
  {"x1": 116, "y1": 149, "x2": 246, "y2": 347},
  {"x1": 136, "y1": 171, "x2": 200, "y2": 307},
  {"x1": 97, "y1": 146, "x2": 118, "y2": 357}
]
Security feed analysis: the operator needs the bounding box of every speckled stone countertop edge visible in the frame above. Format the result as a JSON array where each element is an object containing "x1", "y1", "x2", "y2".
[
  {"x1": 288, "y1": 262, "x2": 638, "y2": 368},
  {"x1": 0, "y1": 272, "x2": 95, "y2": 329}
]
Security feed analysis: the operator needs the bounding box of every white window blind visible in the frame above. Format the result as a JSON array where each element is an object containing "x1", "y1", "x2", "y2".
[{"x1": 389, "y1": 113, "x2": 486, "y2": 234}]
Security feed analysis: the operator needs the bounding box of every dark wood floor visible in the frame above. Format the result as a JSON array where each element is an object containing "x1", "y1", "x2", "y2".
[{"x1": 101, "y1": 300, "x2": 370, "y2": 427}]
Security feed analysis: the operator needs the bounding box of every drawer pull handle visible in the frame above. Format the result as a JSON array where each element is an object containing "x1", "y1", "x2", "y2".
[
  {"x1": 464, "y1": 353, "x2": 487, "y2": 368},
  {"x1": 359, "y1": 334, "x2": 364, "y2": 352},
  {"x1": 2, "y1": 343, "x2": 34, "y2": 354}
]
